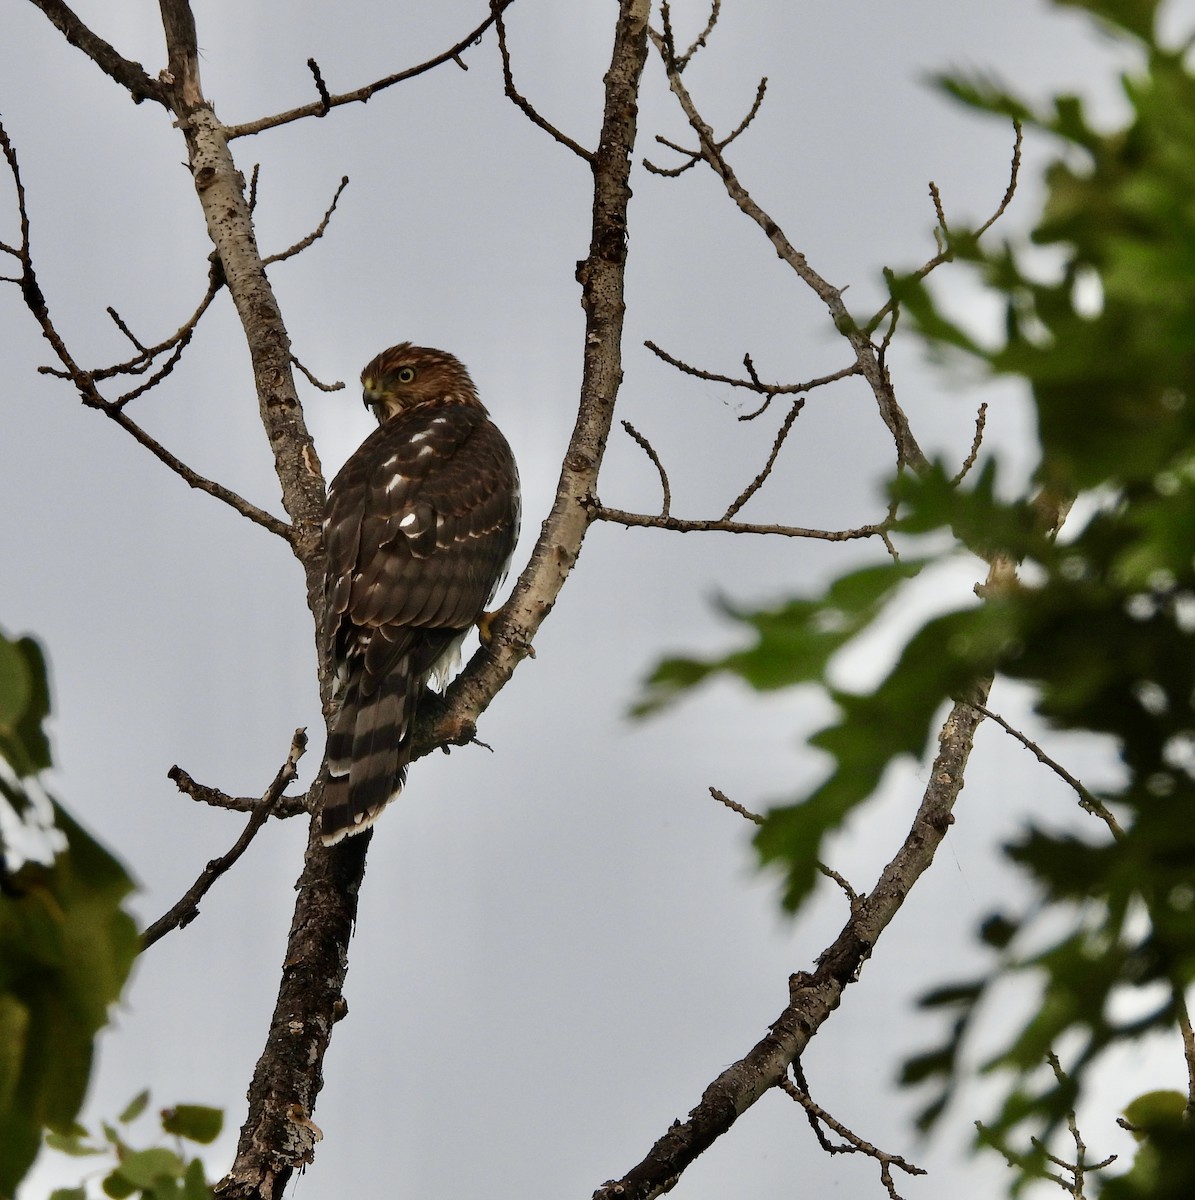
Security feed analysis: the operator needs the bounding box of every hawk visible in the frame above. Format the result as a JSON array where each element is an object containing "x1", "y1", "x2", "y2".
[{"x1": 319, "y1": 343, "x2": 520, "y2": 845}]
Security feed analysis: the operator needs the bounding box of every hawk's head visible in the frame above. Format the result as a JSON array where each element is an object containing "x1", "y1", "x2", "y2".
[{"x1": 360, "y1": 342, "x2": 482, "y2": 423}]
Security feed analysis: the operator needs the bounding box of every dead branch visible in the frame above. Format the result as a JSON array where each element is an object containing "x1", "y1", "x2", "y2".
[
  {"x1": 25, "y1": 0, "x2": 169, "y2": 104},
  {"x1": 779, "y1": 1074, "x2": 926, "y2": 1200},
  {"x1": 709, "y1": 786, "x2": 762, "y2": 824},
  {"x1": 222, "y1": 0, "x2": 520, "y2": 140},
  {"x1": 951, "y1": 402, "x2": 987, "y2": 485},
  {"x1": 1, "y1": 117, "x2": 293, "y2": 542},
  {"x1": 967, "y1": 701, "x2": 1124, "y2": 839},
  {"x1": 592, "y1": 506, "x2": 888, "y2": 542},
  {"x1": 866, "y1": 122, "x2": 1022, "y2": 336},
  {"x1": 621, "y1": 420, "x2": 671, "y2": 517},
  {"x1": 649, "y1": 27, "x2": 926, "y2": 472},
  {"x1": 141, "y1": 730, "x2": 308, "y2": 951},
  {"x1": 1035, "y1": 1054, "x2": 1117, "y2": 1197},
  {"x1": 593, "y1": 692, "x2": 990, "y2": 1200},
  {"x1": 672, "y1": 0, "x2": 721, "y2": 72},
  {"x1": 262, "y1": 175, "x2": 350, "y2": 267},
  {"x1": 645, "y1": 338, "x2": 860, "y2": 398},
  {"x1": 99, "y1": 275, "x2": 220, "y2": 383},
  {"x1": 644, "y1": 69, "x2": 765, "y2": 175},
  {"x1": 493, "y1": 0, "x2": 594, "y2": 162},
  {"x1": 291, "y1": 354, "x2": 345, "y2": 393},
  {"x1": 722, "y1": 397, "x2": 804, "y2": 520},
  {"x1": 167, "y1": 764, "x2": 307, "y2": 819},
  {"x1": 101, "y1": 406, "x2": 296, "y2": 541}
]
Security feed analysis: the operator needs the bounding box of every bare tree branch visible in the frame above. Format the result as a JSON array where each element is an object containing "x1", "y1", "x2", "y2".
[
  {"x1": 1, "y1": 117, "x2": 294, "y2": 542},
  {"x1": 261, "y1": 175, "x2": 350, "y2": 267},
  {"x1": 594, "y1": 691, "x2": 990, "y2": 1200},
  {"x1": 708, "y1": 786, "x2": 762, "y2": 824},
  {"x1": 222, "y1": 1, "x2": 520, "y2": 140},
  {"x1": 167, "y1": 763, "x2": 307, "y2": 819},
  {"x1": 779, "y1": 1074, "x2": 926, "y2": 1200},
  {"x1": 951, "y1": 402, "x2": 988, "y2": 486},
  {"x1": 621, "y1": 420, "x2": 672, "y2": 517},
  {"x1": 645, "y1": 338, "x2": 860, "y2": 397},
  {"x1": 649, "y1": 28, "x2": 926, "y2": 472},
  {"x1": 141, "y1": 730, "x2": 308, "y2": 951},
  {"x1": 593, "y1": 506, "x2": 888, "y2": 542},
  {"x1": 967, "y1": 700, "x2": 1125, "y2": 839},
  {"x1": 25, "y1": 0, "x2": 169, "y2": 104},
  {"x1": 722, "y1": 397, "x2": 804, "y2": 520},
  {"x1": 101, "y1": 405, "x2": 296, "y2": 540},
  {"x1": 493, "y1": 0, "x2": 594, "y2": 162},
  {"x1": 866, "y1": 122, "x2": 1022, "y2": 336}
]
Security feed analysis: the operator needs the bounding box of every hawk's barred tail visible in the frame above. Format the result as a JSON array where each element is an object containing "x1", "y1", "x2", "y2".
[{"x1": 319, "y1": 660, "x2": 416, "y2": 845}]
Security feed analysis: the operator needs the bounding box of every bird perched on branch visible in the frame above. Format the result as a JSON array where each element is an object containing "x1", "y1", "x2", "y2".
[{"x1": 319, "y1": 343, "x2": 520, "y2": 845}]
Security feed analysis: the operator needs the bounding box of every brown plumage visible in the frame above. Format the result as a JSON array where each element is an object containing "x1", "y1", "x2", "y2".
[{"x1": 319, "y1": 344, "x2": 520, "y2": 844}]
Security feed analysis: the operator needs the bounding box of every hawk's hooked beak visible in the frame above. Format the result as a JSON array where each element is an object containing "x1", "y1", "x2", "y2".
[{"x1": 362, "y1": 380, "x2": 385, "y2": 424}]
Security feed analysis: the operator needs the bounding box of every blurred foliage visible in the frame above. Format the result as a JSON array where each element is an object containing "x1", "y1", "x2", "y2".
[
  {"x1": 0, "y1": 628, "x2": 139, "y2": 1200},
  {"x1": 43, "y1": 1090, "x2": 221, "y2": 1200},
  {"x1": 638, "y1": 0, "x2": 1195, "y2": 1191}
]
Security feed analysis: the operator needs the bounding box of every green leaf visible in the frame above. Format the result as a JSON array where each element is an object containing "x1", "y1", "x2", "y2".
[
  {"x1": 182, "y1": 1156, "x2": 213, "y2": 1200},
  {"x1": 160, "y1": 1105, "x2": 223, "y2": 1145},
  {"x1": 119, "y1": 1089, "x2": 151, "y2": 1125},
  {"x1": 111, "y1": 1147, "x2": 184, "y2": 1188},
  {"x1": 102, "y1": 1169, "x2": 138, "y2": 1199},
  {"x1": 0, "y1": 631, "x2": 52, "y2": 779},
  {"x1": 50, "y1": 1189, "x2": 89, "y2": 1200},
  {"x1": 1055, "y1": 0, "x2": 1160, "y2": 43},
  {"x1": 44, "y1": 1129, "x2": 102, "y2": 1157},
  {"x1": 1122, "y1": 1088, "x2": 1188, "y2": 1139},
  {"x1": 634, "y1": 558, "x2": 925, "y2": 715}
]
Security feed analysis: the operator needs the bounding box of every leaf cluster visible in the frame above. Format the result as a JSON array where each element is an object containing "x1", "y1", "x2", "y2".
[
  {"x1": 0, "y1": 630, "x2": 139, "y2": 1199},
  {"x1": 45, "y1": 1090, "x2": 222, "y2": 1200}
]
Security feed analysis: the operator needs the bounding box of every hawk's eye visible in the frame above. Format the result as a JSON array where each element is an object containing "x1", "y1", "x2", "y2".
[{"x1": 396, "y1": 366, "x2": 416, "y2": 384}]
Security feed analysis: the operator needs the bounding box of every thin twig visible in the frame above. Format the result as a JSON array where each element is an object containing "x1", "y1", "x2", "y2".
[
  {"x1": 674, "y1": 0, "x2": 721, "y2": 71},
  {"x1": 722, "y1": 397, "x2": 804, "y2": 520},
  {"x1": 867, "y1": 121, "x2": 1022, "y2": 336},
  {"x1": 262, "y1": 176, "x2": 350, "y2": 267},
  {"x1": 779, "y1": 1075, "x2": 927, "y2": 1200},
  {"x1": 1031, "y1": 1053, "x2": 1117, "y2": 1197},
  {"x1": 967, "y1": 701, "x2": 1125, "y2": 839},
  {"x1": 307, "y1": 58, "x2": 332, "y2": 116},
  {"x1": 645, "y1": 75, "x2": 766, "y2": 174},
  {"x1": 621, "y1": 420, "x2": 671, "y2": 517},
  {"x1": 223, "y1": 0, "x2": 519, "y2": 139},
  {"x1": 645, "y1": 339, "x2": 860, "y2": 397},
  {"x1": 818, "y1": 863, "x2": 860, "y2": 906},
  {"x1": 649, "y1": 27, "x2": 925, "y2": 469},
  {"x1": 493, "y1": 1, "x2": 593, "y2": 162},
  {"x1": 1, "y1": 119, "x2": 292, "y2": 542},
  {"x1": 141, "y1": 730, "x2": 308, "y2": 951},
  {"x1": 951, "y1": 403, "x2": 988, "y2": 485},
  {"x1": 100, "y1": 406, "x2": 296, "y2": 542},
  {"x1": 975, "y1": 121, "x2": 1023, "y2": 238},
  {"x1": 167, "y1": 764, "x2": 307, "y2": 819},
  {"x1": 292, "y1": 355, "x2": 345, "y2": 393},
  {"x1": 709, "y1": 786, "x2": 762, "y2": 824},
  {"x1": 592, "y1": 505, "x2": 888, "y2": 542},
  {"x1": 25, "y1": 0, "x2": 169, "y2": 105}
]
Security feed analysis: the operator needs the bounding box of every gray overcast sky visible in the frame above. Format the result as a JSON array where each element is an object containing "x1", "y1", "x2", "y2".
[{"x1": 3, "y1": 2, "x2": 1190, "y2": 1197}]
